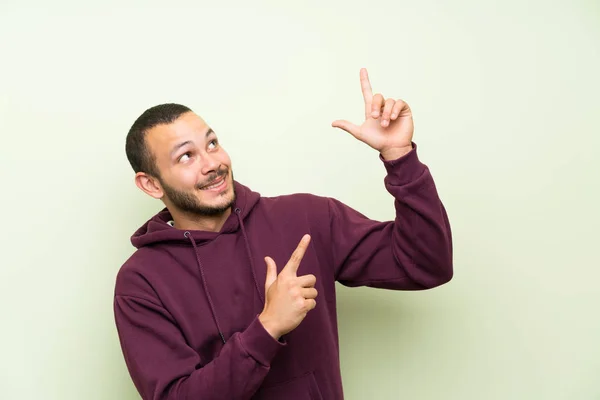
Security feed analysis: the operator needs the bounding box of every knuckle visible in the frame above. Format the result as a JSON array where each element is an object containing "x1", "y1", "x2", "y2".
[{"x1": 293, "y1": 247, "x2": 305, "y2": 259}]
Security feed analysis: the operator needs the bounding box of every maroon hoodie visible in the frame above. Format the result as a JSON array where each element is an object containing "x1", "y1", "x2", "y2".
[{"x1": 114, "y1": 143, "x2": 453, "y2": 400}]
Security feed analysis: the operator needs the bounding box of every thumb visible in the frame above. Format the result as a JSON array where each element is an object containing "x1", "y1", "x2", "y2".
[
  {"x1": 264, "y1": 257, "x2": 277, "y2": 292},
  {"x1": 331, "y1": 120, "x2": 361, "y2": 139}
]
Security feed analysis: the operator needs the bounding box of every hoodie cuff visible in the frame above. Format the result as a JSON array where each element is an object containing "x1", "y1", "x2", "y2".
[
  {"x1": 379, "y1": 142, "x2": 427, "y2": 186},
  {"x1": 239, "y1": 315, "x2": 286, "y2": 367}
]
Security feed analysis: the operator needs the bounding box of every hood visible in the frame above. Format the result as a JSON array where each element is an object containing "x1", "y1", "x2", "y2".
[{"x1": 131, "y1": 181, "x2": 261, "y2": 249}]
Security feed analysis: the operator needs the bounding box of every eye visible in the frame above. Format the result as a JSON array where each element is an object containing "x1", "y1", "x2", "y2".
[
  {"x1": 208, "y1": 139, "x2": 219, "y2": 150},
  {"x1": 179, "y1": 152, "x2": 191, "y2": 163}
]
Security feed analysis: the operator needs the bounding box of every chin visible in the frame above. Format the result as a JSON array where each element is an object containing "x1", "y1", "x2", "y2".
[{"x1": 197, "y1": 182, "x2": 236, "y2": 212}]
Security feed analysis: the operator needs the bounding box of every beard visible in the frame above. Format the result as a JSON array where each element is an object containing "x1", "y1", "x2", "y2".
[{"x1": 159, "y1": 167, "x2": 236, "y2": 217}]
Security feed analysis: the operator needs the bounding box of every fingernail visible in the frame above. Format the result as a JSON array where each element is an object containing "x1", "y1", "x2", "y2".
[
  {"x1": 372, "y1": 111, "x2": 378, "y2": 118},
  {"x1": 391, "y1": 113, "x2": 397, "y2": 119}
]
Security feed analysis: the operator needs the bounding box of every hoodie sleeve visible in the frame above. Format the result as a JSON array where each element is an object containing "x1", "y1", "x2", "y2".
[
  {"x1": 328, "y1": 143, "x2": 453, "y2": 289},
  {"x1": 114, "y1": 294, "x2": 284, "y2": 400}
]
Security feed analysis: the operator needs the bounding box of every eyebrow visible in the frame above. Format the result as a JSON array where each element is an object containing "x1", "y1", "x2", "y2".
[
  {"x1": 170, "y1": 128, "x2": 215, "y2": 157},
  {"x1": 170, "y1": 140, "x2": 193, "y2": 158}
]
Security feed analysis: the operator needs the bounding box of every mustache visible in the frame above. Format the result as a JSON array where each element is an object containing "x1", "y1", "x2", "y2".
[{"x1": 195, "y1": 167, "x2": 229, "y2": 189}]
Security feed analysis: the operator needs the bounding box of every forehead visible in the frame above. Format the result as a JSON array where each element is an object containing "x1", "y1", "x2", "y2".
[{"x1": 145, "y1": 112, "x2": 211, "y2": 156}]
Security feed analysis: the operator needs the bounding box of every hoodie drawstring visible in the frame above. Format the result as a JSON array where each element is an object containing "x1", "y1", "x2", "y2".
[
  {"x1": 235, "y1": 207, "x2": 265, "y2": 305},
  {"x1": 185, "y1": 230, "x2": 226, "y2": 345},
  {"x1": 184, "y1": 207, "x2": 265, "y2": 345}
]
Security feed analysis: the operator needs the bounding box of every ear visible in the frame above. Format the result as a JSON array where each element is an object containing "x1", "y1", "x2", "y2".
[{"x1": 135, "y1": 172, "x2": 164, "y2": 199}]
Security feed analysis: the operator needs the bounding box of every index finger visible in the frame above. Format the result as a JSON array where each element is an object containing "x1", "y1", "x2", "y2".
[
  {"x1": 283, "y1": 234, "x2": 311, "y2": 275},
  {"x1": 360, "y1": 68, "x2": 373, "y2": 117}
]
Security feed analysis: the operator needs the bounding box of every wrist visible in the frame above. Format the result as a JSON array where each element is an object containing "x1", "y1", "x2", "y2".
[
  {"x1": 258, "y1": 313, "x2": 282, "y2": 340},
  {"x1": 380, "y1": 145, "x2": 413, "y2": 161}
]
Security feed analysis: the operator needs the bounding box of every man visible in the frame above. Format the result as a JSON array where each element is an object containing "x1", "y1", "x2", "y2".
[{"x1": 114, "y1": 68, "x2": 453, "y2": 400}]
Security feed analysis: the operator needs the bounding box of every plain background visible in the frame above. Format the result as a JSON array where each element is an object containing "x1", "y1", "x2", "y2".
[{"x1": 1, "y1": 1, "x2": 599, "y2": 399}]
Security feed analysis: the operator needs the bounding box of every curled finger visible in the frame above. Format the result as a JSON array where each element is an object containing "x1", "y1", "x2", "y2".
[{"x1": 371, "y1": 94, "x2": 385, "y2": 118}]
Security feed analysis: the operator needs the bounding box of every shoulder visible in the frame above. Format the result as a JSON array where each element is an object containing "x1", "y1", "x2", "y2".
[
  {"x1": 256, "y1": 192, "x2": 334, "y2": 221},
  {"x1": 114, "y1": 246, "x2": 171, "y2": 303},
  {"x1": 259, "y1": 191, "x2": 330, "y2": 210}
]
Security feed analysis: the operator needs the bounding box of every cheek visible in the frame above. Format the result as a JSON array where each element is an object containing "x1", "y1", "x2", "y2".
[{"x1": 167, "y1": 169, "x2": 200, "y2": 189}]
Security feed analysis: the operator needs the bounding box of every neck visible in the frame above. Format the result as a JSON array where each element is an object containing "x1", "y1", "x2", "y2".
[{"x1": 170, "y1": 207, "x2": 232, "y2": 232}]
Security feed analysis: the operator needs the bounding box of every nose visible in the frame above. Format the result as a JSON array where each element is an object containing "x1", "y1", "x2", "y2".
[{"x1": 201, "y1": 152, "x2": 220, "y2": 175}]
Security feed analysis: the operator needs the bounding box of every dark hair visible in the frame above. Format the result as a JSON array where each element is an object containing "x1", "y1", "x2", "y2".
[{"x1": 125, "y1": 103, "x2": 192, "y2": 177}]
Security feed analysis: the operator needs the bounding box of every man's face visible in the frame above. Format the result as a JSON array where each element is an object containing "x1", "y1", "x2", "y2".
[{"x1": 145, "y1": 112, "x2": 235, "y2": 216}]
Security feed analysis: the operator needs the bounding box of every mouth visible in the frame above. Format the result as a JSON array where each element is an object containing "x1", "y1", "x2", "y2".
[{"x1": 199, "y1": 175, "x2": 227, "y2": 191}]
